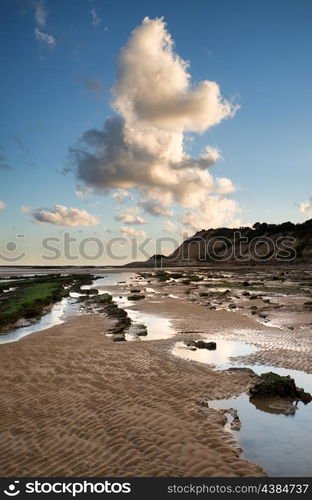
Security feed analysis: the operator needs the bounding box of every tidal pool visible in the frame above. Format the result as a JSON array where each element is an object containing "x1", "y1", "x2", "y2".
[
  {"x1": 173, "y1": 336, "x2": 312, "y2": 476},
  {"x1": 0, "y1": 298, "x2": 79, "y2": 344}
]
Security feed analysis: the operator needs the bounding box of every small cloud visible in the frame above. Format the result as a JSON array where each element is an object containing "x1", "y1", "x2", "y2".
[
  {"x1": 120, "y1": 226, "x2": 146, "y2": 238},
  {"x1": 20, "y1": 205, "x2": 32, "y2": 213},
  {"x1": 112, "y1": 189, "x2": 130, "y2": 203},
  {"x1": 115, "y1": 206, "x2": 147, "y2": 225},
  {"x1": 32, "y1": 1, "x2": 56, "y2": 50},
  {"x1": 34, "y1": 0, "x2": 47, "y2": 27},
  {"x1": 90, "y1": 6, "x2": 101, "y2": 27},
  {"x1": 299, "y1": 197, "x2": 312, "y2": 217},
  {"x1": 34, "y1": 27, "x2": 56, "y2": 48},
  {"x1": 31, "y1": 205, "x2": 99, "y2": 226},
  {"x1": 0, "y1": 201, "x2": 6, "y2": 211},
  {"x1": 163, "y1": 220, "x2": 178, "y2": 233},
  {"x1": 75, "y1": 186, "x2": 93, "y2": 199},
  {"x1": 140, "y1": 199, "x2": 173, "y2": 217}
]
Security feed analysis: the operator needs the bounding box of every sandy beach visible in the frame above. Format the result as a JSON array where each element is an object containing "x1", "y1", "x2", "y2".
[
  {"x1": 0, "y1": 313, "x2": 265, "y2": 477},
  {"x1": 1, "y1": 266, "x2": 312, "y2": 477}
]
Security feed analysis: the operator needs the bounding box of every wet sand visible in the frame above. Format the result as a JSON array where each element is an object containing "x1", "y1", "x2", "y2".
[
  {"x1": 0, "y1": 313, "x2": 264, "y2": 477},
  {"x1": 1, "y1": 266, "x2": 312, "y2": 477}
]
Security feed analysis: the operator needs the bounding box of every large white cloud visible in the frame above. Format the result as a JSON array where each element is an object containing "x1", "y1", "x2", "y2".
[
  {"x1": 70, "y1": 17, "x2": 240, "y2": 231},
  {"x1": 32, "y1": 205, "x2": 99, "y2": 226}
]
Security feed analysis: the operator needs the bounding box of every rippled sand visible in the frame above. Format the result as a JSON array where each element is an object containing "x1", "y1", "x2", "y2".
[
  {"x1": 0, "y1": 314, "x2": 264, "y2": 477},
  {"x1": 2, "y1": 265, "x2": 311, "y2": 477}
]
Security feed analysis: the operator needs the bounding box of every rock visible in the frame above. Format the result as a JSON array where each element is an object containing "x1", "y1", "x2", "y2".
[
  {"x1": 136, "y1": 324, "x2": 148, "y2": 336},
  {"x1": 249, "y1": 372, "x2": 312, "y2": 405},
  {"x1": 113, "y1": 335, "x2": 126, "y2": 342},
  {"x1": 184, "y1": 340, "x2": 216, "y2": 350},
  {"x1": 128, "y1": 294, "x2": 145, "y2": 301},
  {"x1": 229, "y1": 303, "x2": 237, "y2": 309},
  {"x1": 230, "y1": 412, "x2": 241, "y2": 431},
  {"x1": 242, "y1": 291, "x2": 250, "y2": 296},
  {"x1": 297, "y1": 387, "x2": 312, "y2": 404},
  {"x1": 196, "y1": 398, "x2": 209, "y2": 407},
  {"x1": 14, "y1": 318, "x2": 32, "y2": 328}
]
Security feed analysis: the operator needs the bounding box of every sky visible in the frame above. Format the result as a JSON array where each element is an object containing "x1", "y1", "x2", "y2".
[{"x1": 0, "y1": 0, "x2": 312, "y2": 265}]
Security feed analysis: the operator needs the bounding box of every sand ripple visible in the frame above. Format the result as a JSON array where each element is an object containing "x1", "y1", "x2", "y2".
[{"x1": 0, "y1": 315, "x2": 264, "y2": 477}]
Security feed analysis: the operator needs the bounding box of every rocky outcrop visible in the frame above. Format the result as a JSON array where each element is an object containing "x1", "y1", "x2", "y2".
[{"x1": 249, "y1": 372, "x2": 312, "y2": 405}]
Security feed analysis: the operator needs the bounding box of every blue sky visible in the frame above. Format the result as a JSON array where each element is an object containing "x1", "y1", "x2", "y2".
[{"x1": 0, "y1": 0, "x2": 312, "y2": 265}]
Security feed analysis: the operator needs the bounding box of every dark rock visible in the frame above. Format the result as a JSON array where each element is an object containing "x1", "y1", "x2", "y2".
[
  {"x1": 128, "y1": 294, "x2": 145, "y2": 301},
  {"x1": 184, "y1": 340, "x2": 216, "y2": 350},
  {"x1": 196, "y1": 398, "x2": 209, "y2": 407},
  {"x1": 113, "y1": 335, "x2": 126, "y2": 342},
  {"x1": 249, "y1": 372, "x2": 312, "y2": 405},
  {"x1": 136, "y1": 324, "x2": 148, "y2": 336}
]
